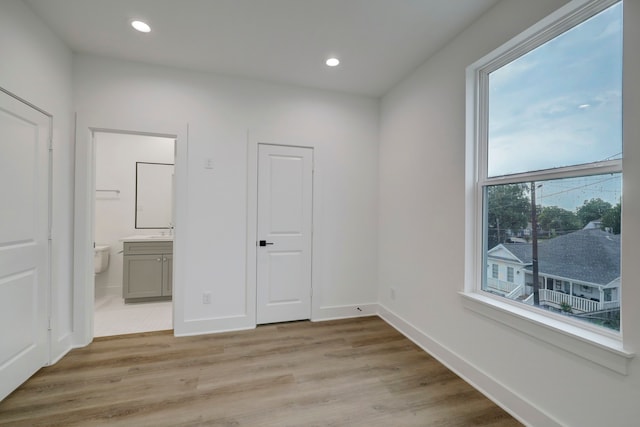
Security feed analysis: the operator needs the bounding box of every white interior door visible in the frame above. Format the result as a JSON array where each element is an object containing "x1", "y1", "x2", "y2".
[
  {"x1": 0, "y1": 89, "x2": 50, "y2": 400},
  {"x1": 256, "y1": 144, "x2": 313, "y2": 324}
]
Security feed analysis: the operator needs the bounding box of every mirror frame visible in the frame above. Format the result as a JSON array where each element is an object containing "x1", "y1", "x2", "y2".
[{"x1": 134, "y1": 161, "x2": 174, "y2": 229}]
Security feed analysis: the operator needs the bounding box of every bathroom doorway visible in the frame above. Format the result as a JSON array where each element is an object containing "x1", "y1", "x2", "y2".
[{"x1": 93, "y1": 131, "x2": 175, "y2": 337}]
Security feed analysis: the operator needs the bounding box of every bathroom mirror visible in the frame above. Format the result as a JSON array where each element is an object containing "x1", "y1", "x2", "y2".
[{"x1": 135, "y1": 162, "x2": 174, "y2": 229}]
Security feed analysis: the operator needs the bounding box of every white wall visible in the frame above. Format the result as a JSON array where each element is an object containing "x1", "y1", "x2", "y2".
[
  {"x1": 73, "y1": 55, "x2": 379, "y2": 337},
  {"x1": 378, "y1": 0, "x2": 640, "y2": 425},
  {"x1": 13, "y1": 1, "x2": 638, "y2": 423},
  {"x1": 94, "y1": 133, "x2": 175, "y2": 296},
  {"x1": 0, "y1": 0, "x2": 74, "y2": 363}
]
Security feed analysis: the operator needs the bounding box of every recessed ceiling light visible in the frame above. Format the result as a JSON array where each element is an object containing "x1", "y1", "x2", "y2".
[
  {"x1": 326, "y1": 57, "x2": 340, "y2": 67},
  {"x1": 131, "y1": 20, "x2": 151, "y2": 33}
]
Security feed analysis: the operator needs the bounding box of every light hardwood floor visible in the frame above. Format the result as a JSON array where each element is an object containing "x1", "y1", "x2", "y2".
[{"x1": 0, "y1": 317, "x2": 522, "y2": 426}]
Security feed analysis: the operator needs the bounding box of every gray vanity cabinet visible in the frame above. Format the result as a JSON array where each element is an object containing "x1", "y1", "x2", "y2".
[{"x1": 123, "y1": 240, "x2": 173, "y2": 302}]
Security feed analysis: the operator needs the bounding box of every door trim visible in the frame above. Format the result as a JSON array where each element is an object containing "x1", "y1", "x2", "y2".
[
  {"x1": 247, "y1": 132, "x2": 321, "y2": 325},
  {"x1": 73, "y1": 120, "x2": 188, "y2": 346}
]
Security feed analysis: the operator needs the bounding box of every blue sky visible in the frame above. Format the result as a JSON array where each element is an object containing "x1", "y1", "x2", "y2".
[{"x1": 487, "y1": 1, "x2": 623, "y2": 210}]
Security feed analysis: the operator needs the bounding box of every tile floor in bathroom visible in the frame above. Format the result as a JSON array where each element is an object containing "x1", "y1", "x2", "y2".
[{"x1": 94, "y1": 294, "x2": 172, "y2": 337}]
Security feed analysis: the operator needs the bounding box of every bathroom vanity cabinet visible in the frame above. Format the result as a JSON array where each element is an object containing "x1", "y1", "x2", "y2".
[{"x1": 122, "y1": 240, "x2": 172, "y2": 303}]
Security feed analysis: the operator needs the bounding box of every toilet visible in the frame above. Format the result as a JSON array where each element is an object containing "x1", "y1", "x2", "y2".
[{"x1": 94, "y1": 245, "x2": 110, "y2": 274}]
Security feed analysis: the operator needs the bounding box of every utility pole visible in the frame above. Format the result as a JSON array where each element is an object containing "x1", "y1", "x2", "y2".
[{"x1": 531, "y1": 182, "x2": 540, "y2": 306}]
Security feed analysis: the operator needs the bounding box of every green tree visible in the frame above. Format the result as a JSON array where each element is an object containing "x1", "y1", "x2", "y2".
[
  {"x1": 538, "y1": 206, "x2": 581, "y2": 236},
  {"x1": 487, "y1": 184, "x2": 530, "y2": 248},
  {"x1": 601, "y1": 202, "x2": 621, "y2": 234},
  {"x1": 576, "y1": 198, "x2": 612, "y2": 227}
]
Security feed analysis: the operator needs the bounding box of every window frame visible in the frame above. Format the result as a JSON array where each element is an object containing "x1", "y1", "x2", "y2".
[{"x1": 463, "y1": 0, "x2": 633, "y2": 374}]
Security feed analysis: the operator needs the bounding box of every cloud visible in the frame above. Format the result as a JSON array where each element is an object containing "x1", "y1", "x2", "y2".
[
  {"x1": 596, "y1": 9, "x2": 622, "y2": 40},
  {"x1": 488, "y1": 90, "x2": 621, "y2": 178}
]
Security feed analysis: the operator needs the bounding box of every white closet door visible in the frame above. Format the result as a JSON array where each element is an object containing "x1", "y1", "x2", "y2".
[
  {"x1": 0, "y1": 89, "x2": 50, "y2": 400},
  {"x1": 256, "y1": 144, "x2": 313, "y2": 324}
]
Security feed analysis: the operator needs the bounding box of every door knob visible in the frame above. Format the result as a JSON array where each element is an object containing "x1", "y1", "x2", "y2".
[{"x1": 259, "y1": 240, "x2": 274, "y2": 247}]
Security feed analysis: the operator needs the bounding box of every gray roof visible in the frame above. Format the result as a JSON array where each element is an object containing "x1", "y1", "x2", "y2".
[
  {"x1": 499, "y1": 229, "x2": 620, "y2": 285},
  {"x1": 498, "y1": 244, "x2": 532, "y2": 264}
]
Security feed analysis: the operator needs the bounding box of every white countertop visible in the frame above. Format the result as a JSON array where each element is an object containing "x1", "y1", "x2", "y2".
[{"x1": 121, "y1": 235, "x2": 173, "y2": 242}]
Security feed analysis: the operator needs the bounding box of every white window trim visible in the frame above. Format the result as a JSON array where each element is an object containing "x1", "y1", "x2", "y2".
[{"x1": 463, "y1": 0, "x2": 634, "y2": 375}]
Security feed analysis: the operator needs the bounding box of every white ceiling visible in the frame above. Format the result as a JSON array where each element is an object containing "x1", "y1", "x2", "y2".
[{"x1": 25, "y1": 0, "x2": 500, "y2": 97}]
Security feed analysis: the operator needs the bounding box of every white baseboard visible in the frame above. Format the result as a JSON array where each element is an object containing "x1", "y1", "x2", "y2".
[
  {"x1": 174, "y1": 304, "x2": 378, "y2": 337},
  {"x1": 377, "y1": 305, "x2": 561, "y2": 427},
  {"x1": 174, "y1": 314, "x2": 256, "y2": 337},
  {"x1": 49, "y1": 345, "x2": 76, "y2": 365},
  {"x1": 313, "y1": 303, "x2": 378, "y2": 321}
]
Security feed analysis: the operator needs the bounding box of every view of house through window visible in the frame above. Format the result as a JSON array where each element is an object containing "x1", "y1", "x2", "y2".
[
  {"x1": 484, "y1": 174, "x2": 621, "y2": 330},
  {"x1": 480, "y1": 1, "x2": 622, "y2": 331}
]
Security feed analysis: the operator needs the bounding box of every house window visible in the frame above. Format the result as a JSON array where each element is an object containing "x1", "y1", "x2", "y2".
[
  {"x1": 507, "y1": 267, "x2": 514, "y2": 283},
  {"x1": 492, "y1": 264, "x2": 498, "y2": 279},
  {"x1": 467, "y1": 0, "x2": 622, "y2": 333},
  {"x1": 604, "y1": 289, "x2": 612, "y2": 302}
]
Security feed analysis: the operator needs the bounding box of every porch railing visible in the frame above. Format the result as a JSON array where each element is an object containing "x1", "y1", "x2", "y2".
[
  {"x1": 506, "y1": 284, "x2": 524, "y2": 300},
  {"x1": 602, "y1": 300, "x2": 621, "y2": 310},
  {"x1": 538, "y1": 289, "x2": 620, "y2": 313},
  {"x1": 486, "y1": 278, "x2": 520, "y2": 294}
]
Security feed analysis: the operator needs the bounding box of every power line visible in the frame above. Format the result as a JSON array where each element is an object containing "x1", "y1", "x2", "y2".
[
  {"x1": 486, "y1": 176, "x2": 621, "y2": 212},
  {"x1": 600, "y1": 152, "x2": 622, "y2": 161},
  {"x1": 538, "y1": 175, "x2": 620, "y2": 200}
]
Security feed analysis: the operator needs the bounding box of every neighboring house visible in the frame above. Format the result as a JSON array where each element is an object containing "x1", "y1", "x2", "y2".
[{"x1": 486, "y1": 229, "x2": 620, "y2": 316}]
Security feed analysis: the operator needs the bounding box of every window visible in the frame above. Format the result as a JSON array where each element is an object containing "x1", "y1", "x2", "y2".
[
  {"x1": 467, "y1": 0, "x2": 623, "y2": 333},
  {"x1": 492, "y1": 264, "x2": 498, "y2": 279}
]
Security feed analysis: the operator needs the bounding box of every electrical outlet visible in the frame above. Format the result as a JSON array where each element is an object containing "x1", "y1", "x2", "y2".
[
  {"x1": 203, "y1": 292, "x2": 211, "y2": 304},
  {"x1": 390, "y1": 287, "x2": 396, "y2": 300}
]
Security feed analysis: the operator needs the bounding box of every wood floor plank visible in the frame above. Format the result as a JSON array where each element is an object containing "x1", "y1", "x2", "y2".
[{"x1": 0, "y1": 317, "x2": 521, "y2": 426}]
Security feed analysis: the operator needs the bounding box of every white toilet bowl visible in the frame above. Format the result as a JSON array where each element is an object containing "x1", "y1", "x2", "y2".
[{"x1": 94, "y1": 245, "x2": 110, "y2": 274}]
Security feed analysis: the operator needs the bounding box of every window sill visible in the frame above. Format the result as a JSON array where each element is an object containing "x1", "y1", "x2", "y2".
[{"x1": 460, "y1": 291, "x2": 634, "y2": 375}]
